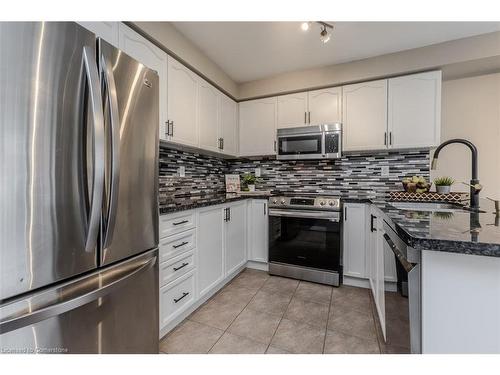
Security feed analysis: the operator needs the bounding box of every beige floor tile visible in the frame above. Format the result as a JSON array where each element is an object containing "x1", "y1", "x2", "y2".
[
  {"x1": 331, "y1": 287, "x2": 371, "y2": 313},
  {"x1": 212, "y1": 283, "x2": 257, "y2": 307},
  {"x1": 209, "y1": 332, "x2": 267, "y2": 354},
  {"x1": 284, "y1": 297, "x2": 330, "y2": 329},
  {"x1": 327, "y1": 306, "x2": 377, "y2": 340},
  {"x1": 159, "y1": 320, "x2": 223, "y2": 354},
  {"x1": 227, "y1": 307, "x2": 281, "y2": 344},
  {"x1": 294, "y1": 281, "x2": 332, "y2": 305},
  {"x1": 260, "y1": 276, "x2": 299, "y2": 297},
  {"x1": 266, "y1": 346, "x2": 292, "y2": 354},
  {"x1": 246, "y1": 290, "x2": 292, "y2": 316},
  {"x1": 230, "y1": 270, "x2": 269, "y2": 292},
  {"x1": 189, "y1": 299, "x2": 244, "y2": 330},
  {"x1": 270, "y1": 318, "x2": 326, "y2": 354},
  {"x1": 324, "y1": 330, "x2": 380, "y2": 354}
]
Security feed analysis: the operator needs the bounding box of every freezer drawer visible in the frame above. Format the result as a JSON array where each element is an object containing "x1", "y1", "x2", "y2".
[{"x1": 0, "y1": 249, "x2": 159, "y2": 354}]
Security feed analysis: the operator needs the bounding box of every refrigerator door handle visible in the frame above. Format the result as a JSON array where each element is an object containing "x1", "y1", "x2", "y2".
[
  {"x1": 100, "y1": 51, "x2": 121, "y2": 250},
  {"x1": 0, "y1": 253, "x2": 157, "y2": 335},
  {"x1": 82, "y1": 46, "x2": 105, "y2": 253}
]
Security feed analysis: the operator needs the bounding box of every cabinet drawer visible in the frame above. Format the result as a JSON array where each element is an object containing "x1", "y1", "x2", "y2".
[
  {"x1": 159, "y1": 229, "x2": 196, "y2": 263},
  {"x1": 160, "y1": 271, "x2": 196, "y2": 328},
  {"x1": 160, "y1": 251, "x2": 195, "y2": 287},
  {"x1": 160, "y1": 212, "x2": 195, "y2": 238}
]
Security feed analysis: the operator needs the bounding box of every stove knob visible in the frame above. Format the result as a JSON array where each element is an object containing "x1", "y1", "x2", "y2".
[
  {"x1": 320, "y1": 201, "x2": 325, "y2": 206},
  {"x1": 281, "y1": 200, "x2": 286, "y2": 205},
  {"x1": 273, "y1": 199, "x2": 277, "y2": 204},
  {"x1": 329, "y1": 201, "x2": 334, "y2": 206}
]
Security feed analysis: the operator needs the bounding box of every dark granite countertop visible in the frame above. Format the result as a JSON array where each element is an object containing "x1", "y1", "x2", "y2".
[{"x1": 159, "y1": 192, "x2": 271, "y2": 215}]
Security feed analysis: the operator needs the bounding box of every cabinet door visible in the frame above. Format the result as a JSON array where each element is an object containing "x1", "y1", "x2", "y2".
[
  {"x1": 239, "y1": 98, "x2": 277, "y2": 157},
  {"x1": 308, "y1": 87, "x2": 342, "y2": 125},
  {"x1": 225, "y1": 202, "x2": 247, "y2": 275},
  {"x1": 375, "y1": 216, "x2": 386, "y2": 339},
  {"x1": 220, "y1": 93, "x2": 238, "y2": 156},
  {"x1": 342, "y1": 80, "x2": 388, "y2": 151},
  {"x1": 388, "y1": 71, "x2": 441, "y2": 149},
  {"x1": 77, "y1": 22, "x2": 119, "y2": 47},
  {"x1": 384, "y1": 246, "x2": 398, "y2": 282},
  {"x1": 167, "y1": 56, "x2": 198, "y2": 147},
  {"x1": 343, "y1": 203, "x2": 367, "y2": 278},
  {"x1": 118, "y1": 24, "x2": 168, "y2": 139},
  {"x1": 198, "y1": 206, "x2": 224, "y2": 297},
  {"x1": 198, "y1": 79, "x2": 220, "y2": 152},
  {"x1": 366, "y1": 209, "x2": 377, "y2": 294},
  {"x1": 247, "y1": 200, "x2": 269, "y2": 263},
  {"x1": 277, "y1": 92, "x2": 308, "y2": 128}
]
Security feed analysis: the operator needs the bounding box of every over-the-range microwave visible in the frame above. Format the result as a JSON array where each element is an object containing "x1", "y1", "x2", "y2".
[{"x1": 276, "y1": 123, "x2": 342, "y2": 160}]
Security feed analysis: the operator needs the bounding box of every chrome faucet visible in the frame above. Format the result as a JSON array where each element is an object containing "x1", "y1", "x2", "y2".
[{"x1": 431, "y1": 139, "x2": 480, "y2": 211}]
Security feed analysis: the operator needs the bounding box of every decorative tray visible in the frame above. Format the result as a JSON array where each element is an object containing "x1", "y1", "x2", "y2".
[{"x1": 388, "y1": 191, "x2": 469, "y2": 203}]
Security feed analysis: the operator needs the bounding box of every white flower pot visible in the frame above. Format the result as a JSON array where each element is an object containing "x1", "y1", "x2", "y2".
[
  {"x1": 436, "y1": 185, "x2": 451, "y2": 194},
  {"x1": 248, "y1": 185, "x2": 255, "y2": 192}
]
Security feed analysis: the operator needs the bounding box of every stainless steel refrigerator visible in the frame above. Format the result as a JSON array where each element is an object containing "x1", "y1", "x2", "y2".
[{"x1": 0, "y1": 22, "x2": 159, "y2": 353}]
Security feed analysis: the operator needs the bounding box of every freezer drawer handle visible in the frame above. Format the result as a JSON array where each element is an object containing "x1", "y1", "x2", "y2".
[
  {"x1": 173, "y1": 262, "x2": 189, "y2": 272},
  {"x1": 0, "y1": 254, "x2": 157, "y2": 335},
  {"x1": 172, "y1": 241, "x2": 189, "y2": 249},
  {"x1": 174, "y1": 292, "x2": 189, "y2": 303},
  {"x1": 172, "y1": 220, "x2": 189, "y2": 226}
]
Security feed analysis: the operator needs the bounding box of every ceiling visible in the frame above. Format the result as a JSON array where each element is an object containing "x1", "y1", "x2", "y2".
[{"x1": 172, "y1": 22, "x2": 500, "y2": 83}]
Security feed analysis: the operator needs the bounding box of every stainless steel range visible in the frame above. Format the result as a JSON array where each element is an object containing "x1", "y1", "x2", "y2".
[{"x1": 268, "y1": 194, "x2": 343, "y2": 286}]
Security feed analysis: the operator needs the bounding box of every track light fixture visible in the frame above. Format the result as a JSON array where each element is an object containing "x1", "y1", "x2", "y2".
[{"x1": 300, "y1": 21, "x2": 334, "y2": 43}]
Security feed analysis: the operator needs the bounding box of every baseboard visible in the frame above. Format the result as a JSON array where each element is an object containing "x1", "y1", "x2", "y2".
[
  {"x1": 246, "y1": 260, "x2": 269, "y2": 271},
  {"x1": 343, "y1": 275, "x2": 370, "y2": 288}
]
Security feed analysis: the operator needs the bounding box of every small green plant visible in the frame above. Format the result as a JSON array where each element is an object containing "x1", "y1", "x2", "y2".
[
  {"x1": 241, "y1": 173, "x2": 258, "y2": 185},
  {"x1": 434, "y1": 176, "x2": 455, "y2": 186}
]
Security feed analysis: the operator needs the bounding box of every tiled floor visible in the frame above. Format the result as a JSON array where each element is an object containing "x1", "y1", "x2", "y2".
[{"x1": 159, "y1": 268, "x2": 383, "y2": 354}]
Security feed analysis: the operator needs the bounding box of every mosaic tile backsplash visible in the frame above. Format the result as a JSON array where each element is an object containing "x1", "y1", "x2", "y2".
[{"x1": 159, "y1": 143, "x2": 430, "y2": 206}]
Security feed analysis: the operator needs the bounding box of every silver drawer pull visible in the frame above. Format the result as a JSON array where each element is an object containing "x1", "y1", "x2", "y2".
[
  {"x1": 173, "y1": 292, "x2": 189, "y2": 303},
  {"x1": 172, "y1": 241, "x2": 189, "y2": 249},
  {"x1": 173, "y1": 262, "x2": 189, "y2": 272},
  {"x1": 172, "y1": 220, "x2": 189, "y2": 226}
]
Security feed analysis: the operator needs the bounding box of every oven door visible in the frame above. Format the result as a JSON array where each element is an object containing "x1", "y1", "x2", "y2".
[
  {"x1": 268, "y1": 209, "x2": 341, "y2": 272},
  {"x1": 277, "y1": 133, "x2": 324, "y2": 160}
]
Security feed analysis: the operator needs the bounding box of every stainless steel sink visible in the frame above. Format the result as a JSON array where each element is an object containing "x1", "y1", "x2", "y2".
[{"x1": 389, "y1": 201, "x2": 468, "y2": 212}]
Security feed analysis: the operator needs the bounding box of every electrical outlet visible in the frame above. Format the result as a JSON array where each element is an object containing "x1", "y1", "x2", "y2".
[
  {"x1": 255, "y1": 168, "x2": 261, "y2": 177},
  {"x1": 178, "y1": 166, "x2": 185, "y2": 178},
  {"x1": 381, "y1": 165, "x2": 389, "y2": 177}
]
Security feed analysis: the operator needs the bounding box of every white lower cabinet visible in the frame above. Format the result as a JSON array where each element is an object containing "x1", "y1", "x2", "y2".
[
  {"x1": 197, "y1": 206, "x2": 225, "y2": 297},
  {"x1": 224, "y1": 201, "x2": 247, "y2": 275},
  {"x1": 343, "y1": 203, "x2": 367, "y2": 278},
  {"x1": 247, "y1": 200, "x2": 269, "y2": 263}
]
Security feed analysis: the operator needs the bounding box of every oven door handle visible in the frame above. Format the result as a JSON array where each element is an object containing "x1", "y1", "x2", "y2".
[
  {"x1": 383, "y1": 233, "x2": 415, "y2": 273},
  {"x1": 268, "y1": 208, "x2": 340, "y2": 221}
]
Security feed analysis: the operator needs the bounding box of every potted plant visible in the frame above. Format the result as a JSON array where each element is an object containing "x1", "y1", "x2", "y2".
[
  {"x1": 242, "y1": 173, "x2": 258, "y2": 192},
  {"x1": 434, "y1": 176, "x2": 455, "y2": 194}
]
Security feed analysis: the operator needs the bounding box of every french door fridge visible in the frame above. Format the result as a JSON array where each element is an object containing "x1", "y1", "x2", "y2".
[{"x1": 0, "y1": 22, "x2": 159, "y2": 353}]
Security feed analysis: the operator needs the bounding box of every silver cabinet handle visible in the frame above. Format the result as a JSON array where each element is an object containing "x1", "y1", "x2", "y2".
[
  {"x1": 165, "y1": 121, "x2": 171, "y2": 137},
  {"x1": 82, "y1": 46, "x2": 105, "y2": 253},
  {"x1": 171, "y1": 120, "x2": 174, "y2": 136},
  {"x1": 0, "y1": 254, "x2": 157, "y2": 334},
  {"x1": 308, "y1": 111, "x2": 311, "y2": 124},
  {"x1": 221, "y1": 138, "x2": 224, "y2": 150},
  {"x1": 174, "y1": 292, "x2": 189, "y2": 303},
  {"x1": 384, "y1": 132, "x2": 387, "y2": 146},
  {"x1": 389, "y1": 132, "x2": 393, "y2": 145},
  {"x1": 304, "y1": 112, "x2": 307, "y2": 124},
  {"x1": 100, "y1": 52, "x2": 121, "y2": 250},
  {"x1": 173, "y1": 262, "x2": 189, "y2": 272}
]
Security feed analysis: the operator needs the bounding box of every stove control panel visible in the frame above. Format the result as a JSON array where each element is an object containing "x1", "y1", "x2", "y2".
[{"x1": 269, "y1": 196, "x2": 341, "y2": 211}]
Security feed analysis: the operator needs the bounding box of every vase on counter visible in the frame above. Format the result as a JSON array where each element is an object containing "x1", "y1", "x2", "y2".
[
  {"x1": 436, "y1": 185, "x2": 451, "y2": 194},
  {"x1": 248, "y1": 184, "x2": 256, "y2": 192}
]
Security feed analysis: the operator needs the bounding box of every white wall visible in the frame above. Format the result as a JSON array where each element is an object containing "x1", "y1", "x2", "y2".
[{"x1": 432, "y1": 73, "x2": 500, "y2": 199}]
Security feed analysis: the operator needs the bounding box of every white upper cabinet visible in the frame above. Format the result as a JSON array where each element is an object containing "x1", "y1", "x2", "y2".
[
  {"x1": 342, "y1": 79, "x2": 388, "y2": 152},
  {"x1": 167, "y1": 56, "x2": 199, "y2": 147},
  {"x1": 220, "y1": 94, "x2": 238, "y2": 156},
  {"x1": 118, "y1": 24, "x2": 168, "y2": 139},
  {"x1": 277, "y1": 92, "x2": 309, "y2": 128},
  {"x1": 197, "y1": 78, "x2": 220, "y2": 153},
  {"x1": 308, "y1": 87, "x2": 342, "y2": 125},
  {"x1": 77, "y1": 22, "x2": 119, "y2": 47},
  {"x1": 343, "y1": 203, "x2": 367, "y2": 279},
  {"x1": 239, "y1": 98, "x2": 277, "y2": 157},
  {"x1": 388, "y1": 71, "x2": 441, "y2": 149}
]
